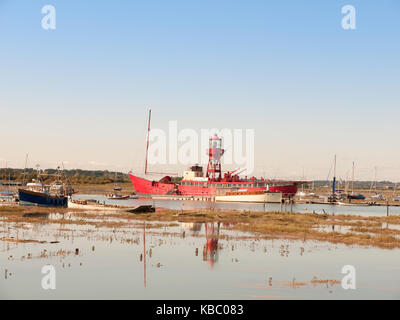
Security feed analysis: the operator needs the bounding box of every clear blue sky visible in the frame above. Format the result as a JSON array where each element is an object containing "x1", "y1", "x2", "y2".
[{"x1": 0, "y1": 1, "x2": 399, "y2": 181}]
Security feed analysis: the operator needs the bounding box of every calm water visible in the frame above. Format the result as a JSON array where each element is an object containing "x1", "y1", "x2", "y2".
[
  {"x1": 1, "y1": 212, "x2": 400, "y2": 299},
  {"x1": 73, "y1": 194, "x2": 400, "y2": 217}
]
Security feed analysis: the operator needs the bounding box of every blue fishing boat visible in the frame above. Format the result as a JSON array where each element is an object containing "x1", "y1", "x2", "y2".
[
  {"x1": 18, "y1": 166, "x2": 72, "y2": 207},
  {"x1": 18, "y1": 188, "x2": 68, "y2": 207}
]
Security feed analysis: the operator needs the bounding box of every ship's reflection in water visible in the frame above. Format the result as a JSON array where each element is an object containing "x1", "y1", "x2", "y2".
[
  {"x1": 203, "y1": 222, "x2": 220, "y2": 267},
  {"x1": 143, "y1": 220, "x2": 230, "y2": 286},
  {"x1": 141, "y1": 221, "x2": 224, "y2": 288},
  {"x1": 181, "y1": 221, "x2": 234, "y2": 268},
  {"x1": 180, "y1": 222, "x2": 220, "y2": 267}
]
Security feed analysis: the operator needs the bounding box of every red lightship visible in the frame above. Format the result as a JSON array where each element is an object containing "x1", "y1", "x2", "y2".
[{"x1": 129, "y1": 111, "x2": 304, "y2": 198}]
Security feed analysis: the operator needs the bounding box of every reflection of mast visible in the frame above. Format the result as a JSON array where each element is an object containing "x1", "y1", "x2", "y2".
[
  {"x1": 143, "y1": 221, "x2": 146, "y2": 288},
  {"x1": 203, "y1": 222, "x2": 220, "y2": 267}
]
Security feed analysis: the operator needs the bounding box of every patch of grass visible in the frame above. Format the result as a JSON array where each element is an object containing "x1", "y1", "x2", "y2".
[{"x1": 0, "y1": 206, "x2": 23, "y2": 212}]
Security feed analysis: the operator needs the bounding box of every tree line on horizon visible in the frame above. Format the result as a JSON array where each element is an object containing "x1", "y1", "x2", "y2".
[
  {"x1": 0, "y1": 168, "x2": 130, "y2": 185},
  {"x1": 308, "y1": 180, "x2": 397, "y2": 190}
]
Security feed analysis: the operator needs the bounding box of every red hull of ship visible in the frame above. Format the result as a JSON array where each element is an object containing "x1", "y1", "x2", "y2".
[{"x1": 129, "y1": 173, "x2": 298, "y2": 198}]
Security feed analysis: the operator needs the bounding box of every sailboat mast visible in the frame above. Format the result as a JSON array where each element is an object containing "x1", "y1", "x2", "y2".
[
  {"x1": 22, "y1": 154, "x2": 28, "y2": 186},
  {"x1": 352, "y1": 161, "x2": 355, "y2": 195},
  {"x1": 5, "y1": 161, "x2": 8, "y2": 192},
  {"x1": 332, "y1": 154, "x2": 336, "y2": 195},
  {"x1": 142, "y1": 109, "x2": 178, "y2": 176},
  {"x1": 144, "y1": 109, "x2": 151, "y2": 175}
]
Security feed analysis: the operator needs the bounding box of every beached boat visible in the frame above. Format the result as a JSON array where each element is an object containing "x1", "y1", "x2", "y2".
[
  {"x1": 18, "y1": 166, "x2": 73, "y2": 207},
  {"x1": 215, "y1": 190, "x2": 282, "y2": 203},
  {"x1": 347, "y1": 193, "x2": 366, "y2": 200},
  {"x1": 369, "y1": 193, "x2": 385, "y2": 201},
  {"x1": 106, "y1": 193, "x2": 130, "y2": 200},
  {"x1": 68, "y1": 199, "x2": 154, "y2": 213},
  {"x1": 68, "y1": 199, "x2": 127, "y2": 210},
  {"x1": 113, "y1": 171, "x2": 123, "y2": 191},
  {"x1": 106, "y1": 171, "x2": 130, "y2": 199},
  {"x1": 337, "y1": 201, "x2": 370, "y2": 206},
  {"x1": 19, "y1": 188, "x2": 68, "y2": 207}
]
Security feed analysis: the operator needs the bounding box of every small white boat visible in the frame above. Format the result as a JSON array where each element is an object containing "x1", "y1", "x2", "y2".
[
  {"x1": 68, "y1": 199, "x2": 126, "y2": 211},
  {"x1": 336, "y1": 201, "x2": 369, "y2": 206},
  {"x1": 369, "y1": 193, "x2": 385, "y2": 201},
  {"x1": 68, "y1": 199, "x2": 154, "y2": 213},
  {"x1": 215, "y1": 190, "x2": 282, "y2": 203},
  {"x1": 106, "y1": 193, "x2": 130, "y2": 200}
]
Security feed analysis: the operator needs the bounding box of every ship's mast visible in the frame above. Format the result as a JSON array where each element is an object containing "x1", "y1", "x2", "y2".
[
  {"x1": 369, "y1": 166, "x2": 377, "y2": 193},
  {"x1": 144, "y1": 109, "x2": 151, "y2": 175},
  {"x1": 143, "y1": 109, "x2": 177, "y2": 176},
  {"x1": 35, "y1": 164, "x2": 41, "y2": 182},
  {"x1": 332, "y1": 154, "x2": 336, "y2": 195},
  {"x1": 5, "y1": 161, "x2": 8, "y2": 192},
  {"x1": 22, "y1": 154, "x2": 28, "y2": 186},
  {"x1": 352, "y1": 161, "x2": 355, "y2": 195}
]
